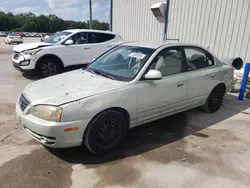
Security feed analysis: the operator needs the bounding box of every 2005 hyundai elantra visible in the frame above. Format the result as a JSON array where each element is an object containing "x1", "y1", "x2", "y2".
[{"x1": 16, "y1": 42, "x2": 243, "y2": 154}]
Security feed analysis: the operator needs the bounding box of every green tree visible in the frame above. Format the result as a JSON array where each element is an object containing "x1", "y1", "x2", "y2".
[{"x1": 0, "y1": 11, "x2": 109, "y2": 33}]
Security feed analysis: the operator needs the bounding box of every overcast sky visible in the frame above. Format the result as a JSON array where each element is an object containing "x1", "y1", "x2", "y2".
[{"x1": 0, "y1": 0, "x2": 110, "y2": 22}]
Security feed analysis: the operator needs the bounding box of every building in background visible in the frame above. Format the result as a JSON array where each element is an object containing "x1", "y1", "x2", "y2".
[{"x1": 111, "y1": 0, "x2": 250, "y2": 62}]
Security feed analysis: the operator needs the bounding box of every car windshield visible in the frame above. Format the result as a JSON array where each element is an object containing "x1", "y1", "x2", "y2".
[
  {"x1": 44, "y1": 31, "x2": 72, "y2": 43},
  {"x1": 85, "y1": 45, "x2": 155, "y2": 82}
]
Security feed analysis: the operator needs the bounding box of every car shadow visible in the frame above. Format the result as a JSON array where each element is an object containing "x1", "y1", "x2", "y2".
[
  {"x1": 22, "y1": 71, "x2": 40, "y2": 81},
  {"x1": 46, "y1": 94, "x2": 250, "y2": 165}
]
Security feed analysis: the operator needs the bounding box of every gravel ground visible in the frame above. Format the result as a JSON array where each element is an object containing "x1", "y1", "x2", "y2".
[{"x1": 0, "y1": 38, "x2": 250, "y2": 188}]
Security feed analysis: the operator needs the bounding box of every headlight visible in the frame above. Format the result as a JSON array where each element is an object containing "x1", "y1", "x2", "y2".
[
  {"x1": 22, "y1": 48, "x2": 42, "y2": 55},
  {"x1": 31, "y1": 105, "x2": 63, "y2": 122}
]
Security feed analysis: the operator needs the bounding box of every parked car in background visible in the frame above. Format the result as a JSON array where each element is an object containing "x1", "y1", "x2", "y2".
[
  {"x1": 12, "y1": 29, "x2": 124, "y2": 77},
  {"x1": 16, "y1": 42, "x2": 243, "y2": 154},
  {"x1": 5, "y1": 33, "x2": 23, "y2": 44},
  {"x1": 0, "y1": 31, "x2": 8, "y2": 37},
  {"x1": 17, "y1": 32, "x2": 25, "y2": 37},
  {"x1": 40, "y1": 34, "x2": 50, "y2": 42}
]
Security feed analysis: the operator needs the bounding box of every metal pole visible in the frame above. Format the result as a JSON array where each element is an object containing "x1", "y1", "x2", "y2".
[
  {"x1": 110, "y1": 0, "x2": 113, "y2": 31},
  {"x1": 163, "y1": 0, "x2": 170, "y2": 41},
  {"x1": 238, "y1": 63, "x2": 250, "y2": 100},
  {"x1": 89, "y1": 0, "x2": 92, "y2": 29}
]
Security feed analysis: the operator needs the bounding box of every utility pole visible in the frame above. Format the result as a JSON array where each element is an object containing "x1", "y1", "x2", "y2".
[{"x1": 89, "y1": 0, "x2": 92, "y2": 29}]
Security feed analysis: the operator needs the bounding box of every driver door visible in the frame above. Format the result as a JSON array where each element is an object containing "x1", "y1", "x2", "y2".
[
  {"x1": 136, "y1": 47, "x2": 188, "y2": 125},
  {"x1": 60, "y1": 32, "x2": 92, "y2": 66}
]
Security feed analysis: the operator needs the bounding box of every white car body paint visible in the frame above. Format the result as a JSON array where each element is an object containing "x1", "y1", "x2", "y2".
[
  {"x1": 12, "y1": 29, "x2": 124, "y2": 72},
  {"x1": 13, "y1": 42, "x2": 52, "y2": 52},
  {"x1": 16, "y1": 42, "x2": 235, "y2": 148}
]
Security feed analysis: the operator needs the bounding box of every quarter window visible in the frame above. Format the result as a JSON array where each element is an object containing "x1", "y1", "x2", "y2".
[
  {"x1": 184, "y1": 48, "x2": 214, "y2": 71},
  {"x1": 88, "y1": 32, "x2": 115, "y2": 43},
  {"x1": 148, "y1": 48, "x2": 184, "y2": 76}
]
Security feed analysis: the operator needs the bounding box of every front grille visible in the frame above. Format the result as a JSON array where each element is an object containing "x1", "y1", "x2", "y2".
[
  {"x1": 19, "y1": 93, "x2": 30, "y2": 111},
  {"x1": 12, "y1": 62, "x2": 19, "y2": 70},
  {"x1": 13, "y1": 51, "x2": 20, "y2": 60},
  {"x1": 13, "y1": 53, "x2": 20, "y2": 60}
]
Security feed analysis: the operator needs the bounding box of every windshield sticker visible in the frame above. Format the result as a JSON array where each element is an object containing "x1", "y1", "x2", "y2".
[{"x1": 129, "y1": 52, "x2": 146, "y2": 59}]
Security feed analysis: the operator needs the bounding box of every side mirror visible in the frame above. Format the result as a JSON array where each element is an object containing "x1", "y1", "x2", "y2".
[
  {"x1": 64, "y1": 39, "x2": 74, "y2": 45},
  {"x1": 144, "y1": 69, "x2": 163, "y2": 80},
  {"x1": 222, "y1": 57, "x2": 243, "y2": 70}
]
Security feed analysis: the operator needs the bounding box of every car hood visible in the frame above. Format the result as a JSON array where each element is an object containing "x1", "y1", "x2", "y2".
[
  {"x1": 22, "y1": 69, "x2": 129, "y2": 105},
  {"x1": 13, "y1": 42, "x2": 53, "y2": 52}
]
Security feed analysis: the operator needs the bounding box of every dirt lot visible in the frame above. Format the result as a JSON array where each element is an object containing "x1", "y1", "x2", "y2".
[{"x1": 0, "y1": 38, "x2": 250, "y2": 188}]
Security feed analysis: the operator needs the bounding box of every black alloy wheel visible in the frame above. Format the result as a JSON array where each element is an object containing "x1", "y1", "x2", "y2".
[
  {"x1": 201, "y1": 86, "x2": 224, "y2": 113},
  {"x1": 37, "y1": 57, "x2": 62, "y2": 77},
  {"x1": 84, "y1": 110, "x2": 128, "y2": 154}
]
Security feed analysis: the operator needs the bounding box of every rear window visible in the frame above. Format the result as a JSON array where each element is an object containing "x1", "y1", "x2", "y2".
[{"x1": 88, "y1": 32, "x2": 115, "y2": 43}]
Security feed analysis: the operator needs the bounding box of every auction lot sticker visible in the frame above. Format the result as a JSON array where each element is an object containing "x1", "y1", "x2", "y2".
[{"x1": 129, "y1": 52, "x2": 146, "y2": 59}]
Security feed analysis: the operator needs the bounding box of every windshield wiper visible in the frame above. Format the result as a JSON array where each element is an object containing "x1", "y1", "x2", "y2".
[{"x1": 91, "y1": 69, "x2": 116, "y2": 80}]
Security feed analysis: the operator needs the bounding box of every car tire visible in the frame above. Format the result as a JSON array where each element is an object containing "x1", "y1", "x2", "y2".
[
  {"x1": 200, "y1": 85, "x2": 225, "y2": 113},
  {"x1": 37, "y1": 57, "x2": 63, "y2": 78},
  {"x1": 84, "y1": 110, "x2": 128, "y2": 154}
]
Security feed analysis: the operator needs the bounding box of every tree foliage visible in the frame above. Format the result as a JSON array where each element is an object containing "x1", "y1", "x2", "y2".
[{"x1": 0, "y1": 11, "x2": 109, "y2": 32}]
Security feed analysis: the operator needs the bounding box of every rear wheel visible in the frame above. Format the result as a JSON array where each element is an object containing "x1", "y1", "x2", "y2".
[
  {"x1": 201, "y1": 85, "x2": 225, "y2": 113},
  {"x1": 37, "y1": 57, "x2": 63, "y2": 78},
  {"x1": 84, "y1": 110, "x2": 128, "y2": 154}
]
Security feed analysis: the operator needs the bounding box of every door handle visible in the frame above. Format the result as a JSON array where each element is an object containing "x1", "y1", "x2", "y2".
[
  {"x1": 107, "y1": 45, "x2": 113, "y2": 48},
  {"x1": 177, "y1": 82, "x2": 184, "y2": 87},
  {"x1": 211, "y1": 73, "x2": 215, "y2": 78},
  {"x1": 84, "y1": 47, "x2": 90, "y2": 50}
]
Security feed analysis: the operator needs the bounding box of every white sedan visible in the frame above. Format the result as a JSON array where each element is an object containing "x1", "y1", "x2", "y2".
[
  {"x1": 5, "y1": 33, "x2": 23, "y2": 44},
  {"x1": 16, "y1": 42, "x2": 243, "y2": 154}
]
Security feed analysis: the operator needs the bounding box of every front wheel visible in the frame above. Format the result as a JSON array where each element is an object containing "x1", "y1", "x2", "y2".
[
  {"x1": 37, "y1": 57, "x2": 63, "y2": 78},
  {"x1": 84, "y1": 110, "x2": 128, "y2": 154},
  {"x1": 200, "y1": 86, "x2": 225, "y2": 113}
]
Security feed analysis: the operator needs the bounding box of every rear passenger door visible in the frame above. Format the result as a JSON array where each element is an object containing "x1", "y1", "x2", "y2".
[
  {"x1": 88, "y1": 32, "x2": 118, "y2": 60},
  {"x1": 183, "y1": 46, "x2": 218, "y2": 105}
]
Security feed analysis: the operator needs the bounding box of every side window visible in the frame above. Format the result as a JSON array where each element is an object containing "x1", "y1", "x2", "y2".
[
  {"x1": 184, "y1": 48, "x2": 214, "y2": 71},
  {"x1": 148, "y1": 48, "x2": 184, "y2": 77},
  {"x1": 89, "y1": 32, "x2": 115, "y2": 43},
  {"x1": 69, "y1": 32, "x2": 88, "y2": 44}
]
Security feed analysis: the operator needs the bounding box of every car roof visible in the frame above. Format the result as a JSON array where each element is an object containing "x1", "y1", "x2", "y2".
[
  {"x1": 121, "y1": 41, "x2": 207, "y2": 50},
  {"x1": 63, "y1": 29, "x2": 118, "y2": 35}
]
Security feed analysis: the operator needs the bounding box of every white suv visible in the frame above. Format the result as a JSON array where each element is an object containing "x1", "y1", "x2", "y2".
[{"x1": 12, "y1": 29, "x2": 124, "y2": 77}]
